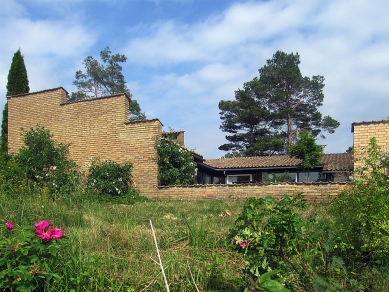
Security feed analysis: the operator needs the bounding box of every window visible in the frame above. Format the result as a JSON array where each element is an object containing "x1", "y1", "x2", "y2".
[
  {"x1": 262, "y1": 172, "x2": 297, "y2": 182},
  {"x1": 227, "y1": 174, "x2": 252, "y2": 184}
]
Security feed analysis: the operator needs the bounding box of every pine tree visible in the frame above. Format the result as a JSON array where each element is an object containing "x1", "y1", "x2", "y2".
[
  {"x1": 1, "y1": 49, "x2": 30, "y2": 153},
  {"x1": 71, "y1": 47, "x2": 146, "y2": 120},
  {"x1": 219, "y1": 51, "x2": 339, "y2": 156}
]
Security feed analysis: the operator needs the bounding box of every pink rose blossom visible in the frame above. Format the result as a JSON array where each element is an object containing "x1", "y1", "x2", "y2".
[
  {"x1": 47, "y1": 228, "x2": 63, "y2": 240},
  {"x1": 5, "y1": 222, "x2": 14, "y2": 230},
  {"x1": 239, "y1": 240, "x2": 248, "y2": 248},
  {"x1": 34, "y1": 220, "x2": 50, "y2": 231},
  {"x1": 34, "y1": 220, "x2": 63, "y2": 240}
]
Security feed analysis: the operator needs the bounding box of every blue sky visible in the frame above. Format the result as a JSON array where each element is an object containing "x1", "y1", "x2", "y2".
[{"x1": 1, "y1": 0, "x2": 388, "y2": 158}]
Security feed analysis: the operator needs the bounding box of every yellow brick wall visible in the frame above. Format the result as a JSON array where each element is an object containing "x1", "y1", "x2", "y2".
[
  {"x1": 7, "y1": 87, "x2": 162, "y2": 195},
  {"x1": 153, "y1": 182, "x2": 348, "y2": 203},
  {"x1": 353, "y1": 121, "x2": 389, "y2": 170}
]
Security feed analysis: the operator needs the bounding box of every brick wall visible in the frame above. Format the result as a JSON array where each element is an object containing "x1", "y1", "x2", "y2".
[
  {"x1": 153, "y1": 182, "x2": 349, "y2": 203},
  {"x1": 7, "y1": 87, "x2": 162, "y2": 196},
  {"x1": 352, "y1": 120, "x2": 389, "y2": 170}
]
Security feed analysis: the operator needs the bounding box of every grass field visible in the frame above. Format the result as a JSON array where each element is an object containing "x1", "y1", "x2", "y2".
[{"x1": 1, "y1": 188, "x2": 249, "y2": 291}]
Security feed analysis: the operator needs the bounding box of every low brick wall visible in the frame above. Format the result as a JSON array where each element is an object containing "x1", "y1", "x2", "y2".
[{"x1": 150, "y1": 182, "x2": 350, "y2": 203}]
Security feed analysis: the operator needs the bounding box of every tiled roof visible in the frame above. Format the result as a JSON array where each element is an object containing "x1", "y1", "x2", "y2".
[
  {"x1": 321, "y1": 153, "x2": 353, "y2": 171},
  {"x1": 204, "y1": 153, "x2": 353, "y2": 171}
]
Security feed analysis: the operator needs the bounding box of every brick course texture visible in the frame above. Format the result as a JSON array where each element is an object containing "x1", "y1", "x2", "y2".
[
  {"x1": 353, "y1": 121, "x2": 389, "y2": 170},
  {"x1": 8, "y1": 87, "x2": 383, "y2": 201},
  {"x1": 8, "y1": 87, "x2": 162, "y2": 196},
  {"x1": 154, "y1": 182, "x2": 349, "y2": 203}
]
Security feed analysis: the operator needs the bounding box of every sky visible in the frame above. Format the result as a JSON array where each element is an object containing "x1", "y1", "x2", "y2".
[{"x1": 1, "y1": 0, "x2": 388, "y2": 158}]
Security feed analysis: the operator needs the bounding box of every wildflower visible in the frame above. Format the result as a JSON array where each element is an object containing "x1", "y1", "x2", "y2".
[
  {"x1": 34, "y1": 220, "x2": 63, "y2": 240},
  {"x1": 239, "y1": 240, "x2": 248, "y2": 248},
  {"x1": 5, "y1": 222, "x2": 14, "y2": 230},
  {"x1": 231, "y1": 238, "x2": 236, "y2": 244}
]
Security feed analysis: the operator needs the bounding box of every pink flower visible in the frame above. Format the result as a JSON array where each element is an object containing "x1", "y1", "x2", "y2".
[
  {"x1": 5, "y1": 222, "x2": 14, "y2": 230},
  {"x1": 34, "y1": 220, "x2": 63, "y2": 241},
  {"x1": 34, "y1": 220, "x2": 50, "y2": 231},
  {"x1": 231, "y1": 238, "x2": 236, "y2": 244},
  {"x1": 239, "y1": 240, "x2": 248, "y2": 248},
  {"x1": 47, "y1": 228, "x2": 63, "y2": 240}
]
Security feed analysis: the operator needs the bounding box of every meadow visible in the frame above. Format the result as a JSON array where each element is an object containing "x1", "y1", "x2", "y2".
[{"x1": 1, "y1": 127, "x2": 389, "y2": 291}]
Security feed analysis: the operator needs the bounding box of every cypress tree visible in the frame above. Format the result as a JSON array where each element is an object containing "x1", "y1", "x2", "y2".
[{"x1": 1, "y1": 49, "x2": 30, "y2": 153}]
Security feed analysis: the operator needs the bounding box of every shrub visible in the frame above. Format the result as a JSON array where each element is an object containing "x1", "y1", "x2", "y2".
[
  {"x1": 156, "y1": 139, "x2": 196, "y2": 186},
  {"x1": 14, "y1": 125, "x2": 80, "y2": 193},
  {"x1": 86, "y1": 158, "x2": 135, "y2": 198},
  {"x1": 229, "y1": 194, "x2": 351, "y2": 290},
  {"x1": 0, "y1": 220, "x2": 63, "y2": 290},
  {"x1": 229, "y1": 194, "x2": 307, "y2": 288},
  {"x1": 330, "y1": 137, "x2": 389, "y2": 266}
]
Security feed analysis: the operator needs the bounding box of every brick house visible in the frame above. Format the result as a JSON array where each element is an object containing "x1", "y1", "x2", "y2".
[
  {"x1": 7, "y1": 87, "x2": 162, "y2": 196},
  {"x1": 7, "y1": 86, "x2": 389, "y2": 194},
  {"x1": 194, "y1": 153, "x2": 353, "y2": 184}
]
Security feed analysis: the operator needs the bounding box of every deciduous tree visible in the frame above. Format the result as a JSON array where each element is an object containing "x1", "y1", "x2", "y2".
[
  {"x1": 288, "y1": 130, "x2": 324, "y2": 181},
  {"x1": 71, "y1": 47, "x2": 146, "y2": 120}
]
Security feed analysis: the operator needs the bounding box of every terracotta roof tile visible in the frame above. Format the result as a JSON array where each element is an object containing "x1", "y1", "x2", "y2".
[
  {"x1": 204, "y1": 153, "x2": 353, "y2": 171},
  {"x1": 321, "y1": 153, "x2": 353, "y2": 171}
]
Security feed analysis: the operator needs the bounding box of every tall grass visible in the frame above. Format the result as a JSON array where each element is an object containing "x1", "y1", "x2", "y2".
[{"x1": 1, "y1": 188, "x2": 246, "y2": 291}]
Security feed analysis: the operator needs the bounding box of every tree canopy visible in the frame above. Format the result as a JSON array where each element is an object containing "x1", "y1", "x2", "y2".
[
  {"x1": 219, "y1": 51, "x2": 339, "y2": 156},
  {"x1": 70, "y1": 47, "x2": 146, "y2": 120},
  {"x1": 288, "y1": 129, "x2": 324, "y2": 171},
  {"x1": 1, "y1": 49, "x2": 30, "y2": 154}
]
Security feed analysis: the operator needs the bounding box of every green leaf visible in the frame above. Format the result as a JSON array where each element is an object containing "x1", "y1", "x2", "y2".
[
  {"x1": 258, "y1": 269, "x2": 281, "y2": 283},
  {"x1": 260, "y1": 279, "x2": 289, "y2": 291}
]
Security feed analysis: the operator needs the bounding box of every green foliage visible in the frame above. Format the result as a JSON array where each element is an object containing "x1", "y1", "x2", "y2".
[
  {"x1": 0, "y1": 221, "x2": 62, "y2": 290},
  {"x1": 230, "y1": 194, "x2": 307, "y2": 277},
  {"x1": 219, "y1": 51, "x2": 339, "y2": 156},
  {"x1": 15, "y1": 126, "x2": 80, "y2": 193},
  {"x1": 156, "y1": 139, "x2": 196, "y2": 186},
  {"x1": 70, "y1": 46, "x2": 146, "y2": 120},
  {"x1": 1, "y1": 103, "x2": 9, "y2": 154},
  {"x1": 2, "y1": 49, "x2": 30, "y2": 155},
  {"x1": 262, "y1": 172, "x2": 292, "y2": 183},
  {"x1": 330, "y1": 137, "x2": 389, "y2": 265},
  {"x1": 288, "y1": 130, "x2": 324, "y2": 181},
  {"x1": 86, "y1": 158, "x2": 137, "y2": 201},
  {"x1": 6, "y1": 49, "x2": 30, "y2": 97},
  {"x1": 245, "y1": 270, "x2": 290, "y2": 292}
]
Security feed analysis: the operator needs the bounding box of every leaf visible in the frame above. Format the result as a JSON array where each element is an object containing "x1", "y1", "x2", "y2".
[
  {"x1": 313, "y1": 275, "x2": 331, "y2": 291},
  {"x1": 331, "y1": 256, "x2": 344, "y2": 268},
  {"x1": 258, "y1": 269, "x2": 281, "y2": 283},
  {"x1": 260, "y1": 279, "x2": 289, "y2": 291}
]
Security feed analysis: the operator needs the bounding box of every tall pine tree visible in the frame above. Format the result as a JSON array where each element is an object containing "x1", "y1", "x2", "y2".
[
  {"x1": 219, "y1": 51, "x2": 339, "y2": 156},
  {"x1": 1, "y1": 49, "x2": 30, "y2": 153}
]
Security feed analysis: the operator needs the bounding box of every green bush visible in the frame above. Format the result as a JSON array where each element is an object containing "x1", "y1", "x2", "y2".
[
  {"x1": 330, "y1": 137, "x2": 389, "y2": 266},
  {"x1": 14, "y1": 126, "x2": 80, "y2": 193},
  {"x1": 86, "y1": 158, "x2": 135, "y2": 198},
  {"x1": 229, "y1": 194, "x2": 352, "y2": 291},
  {"x1": 156, "y1": 139, "x2": 196, "y2": 186}
]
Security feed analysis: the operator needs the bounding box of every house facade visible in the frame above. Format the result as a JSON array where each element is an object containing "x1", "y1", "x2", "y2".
[
  {"x1": 194, "y1": 153, "x2": 353, "y2": 184},
  {"x1": 7, "y1": 86, "x2": 389, "y2": 198},
  {"x1": 7, "y1": 87, "x2": 162, "y2": 196}
]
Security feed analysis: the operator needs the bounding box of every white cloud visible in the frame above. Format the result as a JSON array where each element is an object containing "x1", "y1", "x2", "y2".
[
  {"x1": 1, "y1": 0, "x2": 388, "y2": 158},
  {"x1": 123, "y1": 0, "x2": 389, "y2": 157}
]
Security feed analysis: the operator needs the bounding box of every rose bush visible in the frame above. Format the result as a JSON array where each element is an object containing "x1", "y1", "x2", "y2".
[{"x1": 0, "y1": 220, "x2": 63, "y2": 290}]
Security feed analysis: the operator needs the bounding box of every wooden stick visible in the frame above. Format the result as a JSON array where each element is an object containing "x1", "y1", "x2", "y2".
[{"x1": 150, "y1": 220, "x2": 170, "y2": 292}]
